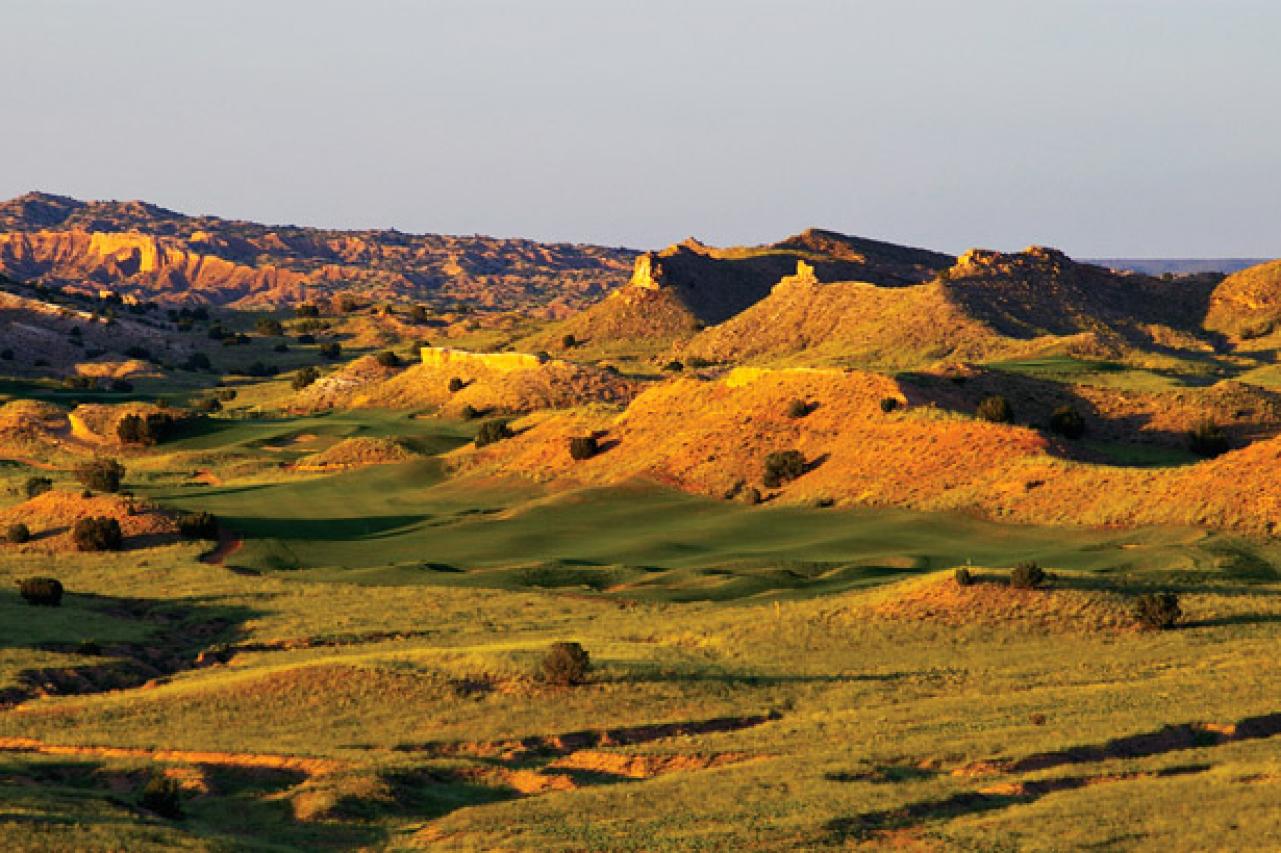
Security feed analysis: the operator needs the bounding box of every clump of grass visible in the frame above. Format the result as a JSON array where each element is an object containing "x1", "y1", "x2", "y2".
[
  {"x1": 763, "y1": 450, "x2": 806, "y2": 488},
  {"x1": 976, "y1": 395, "x2": 1014, "y2": 424},
  {"x1": 18, "y1": 577, "x2": 63, "y2": 606},
  {"x1": 1188, "y1": 419, "x2": 1229, "y2": 458},
  {"x1": 1134, "y1": 592, "x2": 1181, "y2": 630},
  {"x1": 73, "y1": 517, "x2": 122, "y2": 552},
  {"x1": 1049, "y1": 405, "x2": 1085, "y2": 439},
  {"x1": 538, "y1": 641, "x2": 591, "y2": 686},
  {"x1": 177, "y1": 512, "x2": 219, "y2": 541},
  {"x1": 139, "y1": 773, "x2": 183, "y2": 819},
  {"x1": 475, "y1": 419, "x2": 514, "y2": 448},
  {"x1": 1010, "y1": 561, "x2": 1046, "y2": 589},
  {"x1": 568, "y1": 436, "x2": 598, "y2": 460}
]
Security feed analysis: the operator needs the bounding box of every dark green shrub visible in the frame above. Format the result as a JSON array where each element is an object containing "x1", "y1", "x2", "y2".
[
  {"x1": 880, "y1": 397, "x2": 900, "y2": 413},
  {"x1": 459, "y1": 404, "x2": 480, "y2": 421},
  {"x1": 1134, "y1": 592, "x2": 1181, "y2": 630},
  {"x1": 662, "y1": 360, "x2": 684, "y2": 372},
  {"x1": 255, "y1": 317, "x2": 284, "y2": 336},
  {"x1": 18, "y1": 577, "x2": 62, "y2": 606},
  {"x1": 374, "y1": 350, "x2": 401, "y2": 368},
  {"x1": 786, "y1": 399, "x2": 812, "y2": 419},
  {"x1": 568, "y1": 436, "x2": 598, "y2": 461},
  {"x1": 763, "y1": 450, "x2": 806, "y2": 488},
  {"x1": 686, "y1": 356, "x2": 712, "y2": 369},
  {"x1": 475, "y1": 419, "x2": 514, "y2": 448},
  {"x1": 7, "y1": 523, "x2": 31, "y2": 544},
  {"x1": 1010, "y1": 561, "x2": 1046, "y2": 589},
  {"x1": 139, "y1": 773, "x2": 183, "y2": 818},
  {"x1": 73, "y1": 517, "x2": 123, "y2": 552},
  {"x1": 291, "y1": 366, "x2": 320, "y2": 391},
  {"x1": 117, "y1": 413, "x2": 174, "y2": 446},
  {"x1": 24, "y1": 476, "x2": 52, "y2": 499},
  {"x1": 954, "y1": 567, "x2": 974, "y2": 587},
  {"x1": 319, "y1": 342, "x2": 342, "y2": 360},
  {"x1": 561, "y1": 334, "x2": 577, "y2": 349},
  {"x1": 538, "y1": 641, "x2": 591, "y2": 686},
  {"x1": 447, "y1": 376, "x2": 465, "y2": 394},
  {"x1": 177, "y1": 512, "x2": 219, "y2": 541},
  {"x1": 1189, "y1": 419, "x2": 1229, "y2": 458},
  {"x1": 977, "y1": 395, "x2": 1014, "y2": 423},
  {"x1": 1049, "y1": 405, "x2": 1085, "y2": 439},
  {"x1": 181, "y1": 352, "x2": 212, "y2": 372},
  {"x1": 75, "y1": 458, "x2": 126, "y2": 493}
]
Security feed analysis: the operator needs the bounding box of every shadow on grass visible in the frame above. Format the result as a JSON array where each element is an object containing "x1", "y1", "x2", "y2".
[
  {"x1": 0, "y1": 589, "x2": 261, "y2": 707},
  {"x1": 825, "y1": 764, "x2": 1209, "y2": 841}
]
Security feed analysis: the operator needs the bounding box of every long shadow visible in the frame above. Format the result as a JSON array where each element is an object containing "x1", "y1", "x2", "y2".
[
  {"x1": 212, "y1": 514, "x2": 429, "y2": 542},
  {"x1": 962, "y1": 709, "x2": 1281, "y2": 777},
  {"x1": 825, "y1": 764, "x2": 1208, "y2": 841},
  {"x1": 398, "y1": 711, "x2": 783, "y2": 759},
  {"x1": 0, "y1": 589, "x2": 261, "y2": 708},
  {"x1": 897, "y1": 366, "x2": 1279, "y2": 467}
]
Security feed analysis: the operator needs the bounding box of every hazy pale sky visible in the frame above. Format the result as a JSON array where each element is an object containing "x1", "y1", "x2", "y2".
[{"x1": 5, "y1": 0, "x2": 1280, "y2": 256}]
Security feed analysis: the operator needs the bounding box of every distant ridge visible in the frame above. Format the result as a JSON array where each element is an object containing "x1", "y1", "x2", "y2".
[{"x1": 1088, "y1": 258, "x2": 1269, "y2": 276}]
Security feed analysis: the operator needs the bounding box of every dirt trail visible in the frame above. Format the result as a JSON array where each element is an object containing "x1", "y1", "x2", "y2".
[{"x1": 0, "y1": 736, "x2": 344, "y2": 777}]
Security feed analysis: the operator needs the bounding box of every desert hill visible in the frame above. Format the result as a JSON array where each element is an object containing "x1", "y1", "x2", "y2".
[
  {"x1": 1204, "y1": 258, "x2": 1281, "y2": 340},
  {"x1": 680, "y1": 246, "x2": 1222, "y2": 368},
  {"x1": 526, "y1": 230, "x2": 953, "y2": 355},
  {"x1": 0, "y1": 192, "x2": 636, "y2": 313},
  {"x1": 461, "y1": 366, "x2": 1281, "y2": 536},
  {"x1": 293, "y1": 348, "x2": 640, "y2": 416}
]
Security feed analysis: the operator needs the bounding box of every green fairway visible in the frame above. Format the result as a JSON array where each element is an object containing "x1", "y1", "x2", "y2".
[{"x1": 146, "y1": 440, "x2": 1281, "y2": 601}]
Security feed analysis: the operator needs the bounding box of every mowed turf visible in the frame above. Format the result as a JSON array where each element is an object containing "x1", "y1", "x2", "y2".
[{"x1": 147, "y1": 436, "x2": 1281, "y2": 601}]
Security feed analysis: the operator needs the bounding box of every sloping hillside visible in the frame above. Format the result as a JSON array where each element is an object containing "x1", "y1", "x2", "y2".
[
  {"x1": 1204, "y1": 258, "x2": 1281, "y2": 339},
  {"x1": 460, "y1": 366, "x2": 1281, "y2": 536},
  {"x1": 528, "y1": 230, "x2": 953, "y2": 355},
  {"x1": 681, "y1": 247, "x2": 1221, "y2": 368},
  {"x1": 0, "y1": 192, "x2": 636, "y2": 313}
]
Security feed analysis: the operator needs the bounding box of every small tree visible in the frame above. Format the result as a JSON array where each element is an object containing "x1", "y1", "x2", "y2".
[
  {"x1": 73, "y1": 517, "x2": 123, "y2": 552},
  {"x1": 1049, "y1": 405, "x2": 1085, "y2": 439},
  {"x1": 977, "y1": 395, "x2": 1014, "y2": 424},
  {"x1": 786, "y1": 399, "x2": 812, "y2": 419},
  {"x1": 117, "y1": 413, "x2": 172, "y2": 446},
  {"x1": 319, "y1": 342, "x2": 342, "y2": 360},
  {"x1": 954, "y1": 567, "x2": 974, "y2": 587},
  {"x1": 291, "y1": 366, "x2": 321, "y2": 391},
  {"x1": 374, "y1": 350, "x2": 401, "y2": 368},
  {"x1": 475, "y1": 419, "x2": 514, "y2": 448},
  {"x1": 6, "y1": 523, "x2": 31, "y2": 544},
  {"x1": 18, "y1": 577, "x2": 63, "y2": 606},
  {"x1": 880, "y1": 397, "x2": 900, "y2": 413},
  {"x1": 1010, "y1": 561, "x2": 1046, "y2": 589},
  {"x1": 568, "y1": 436, "x2": 598, "y2": 461},
  {"x1": 75, "y1": 458, "x2": 126, "y2": 493},
  {"x1": 538, "y1": 641, "x2": 591, "y2": 686},
  {"x1": 763, "y1": 450, "x2": 807, "y2": 488},
  {"x1": 447, "y1": 376, "x2": 465, "y2": 394},
  {"x1": 561, "y1": 333, "x2": 577, "y2": 349},
  {"x1": 139, "y1": 773, "x2": 183, "y2": 819},
  {"x1": 1134, "y1": 592, "x2": 1181, "y2": 630},
  {"x1": 1188, "y1": 419, "x2": 1229, "y2": 458},
  {"x1": 255, "y1": 317, "x2": 284, "y2": 337},
  {"x1": 24, "y1": 476, "x2": 53, "y2": 499}
]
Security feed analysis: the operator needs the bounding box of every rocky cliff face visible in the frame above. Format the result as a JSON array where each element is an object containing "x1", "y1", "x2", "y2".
[{"x1": 0, "y1": 192, "x2": 636, "y2": 312}]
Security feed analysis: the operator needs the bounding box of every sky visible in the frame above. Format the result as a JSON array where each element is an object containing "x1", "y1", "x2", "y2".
[{"x1": 4, "y1": 0, "x2": 1280, "y2": 256}]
